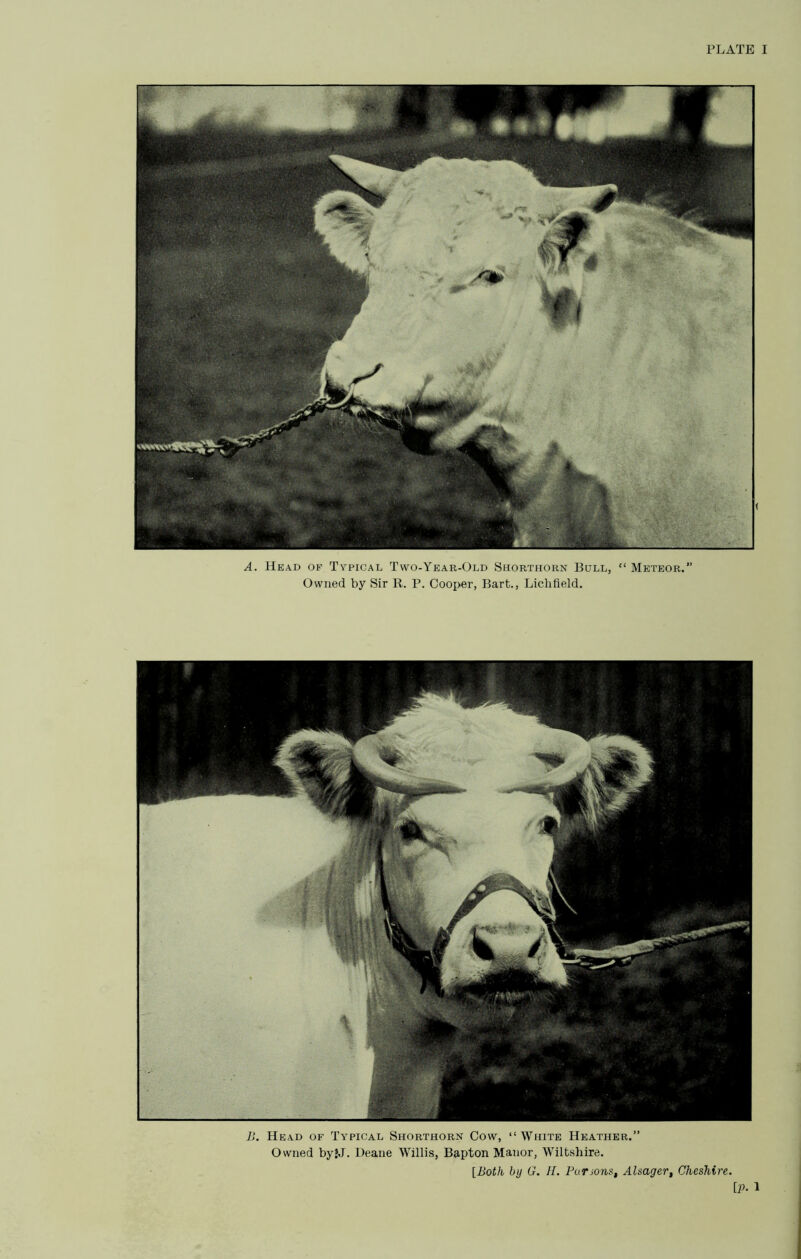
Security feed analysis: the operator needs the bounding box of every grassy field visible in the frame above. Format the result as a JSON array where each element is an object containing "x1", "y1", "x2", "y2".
[
  {"x1": 441, "y1": 907, "x2": 750, "y2": 1120},
  {"x1": 136, "y1": 133, "x2": 752, "y2": 548}
]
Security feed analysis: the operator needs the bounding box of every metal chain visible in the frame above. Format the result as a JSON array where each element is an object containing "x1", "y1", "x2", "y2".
[
  {"x1": 135, "y1": 395, "x2": 331, "y2": 459},
  {"x1": 561, "y1": 919, "x2": 750, "y2": 971}
]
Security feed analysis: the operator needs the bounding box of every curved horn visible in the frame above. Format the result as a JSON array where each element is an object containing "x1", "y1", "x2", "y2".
[
  {"x1": 546, "y1": 183, "x2": 617, "y2": 214},
  {"x1": 352, "y1": 733, "x2": 465, "y2": 797},
  {"x1": 329, "y1": 155, "x2": 400, "y2": 199},
  {"x1": 498, "y1": 726, "x2": 592, "y2": 793}
]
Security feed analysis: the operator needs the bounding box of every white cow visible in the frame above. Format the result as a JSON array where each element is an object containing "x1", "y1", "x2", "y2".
[
  {"x1": 139, "y1": 695, "x2": 652, "y2": 1119},
  {"x1": 316, "y1": 155, "x2": 752, "y2": 548}
]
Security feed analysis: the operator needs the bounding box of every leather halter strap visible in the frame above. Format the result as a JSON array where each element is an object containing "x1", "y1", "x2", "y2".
[{"x1": 377, "y1": 846, "x2": 559, "y2": 997}]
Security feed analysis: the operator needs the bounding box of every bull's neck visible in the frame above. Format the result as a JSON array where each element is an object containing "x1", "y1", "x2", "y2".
[
  {"x1": 458, "y1": 246, "x2": 626, "y2": 547},
  {"x1": 464, "y1": 426, "x2": 616, "y2": 549}
]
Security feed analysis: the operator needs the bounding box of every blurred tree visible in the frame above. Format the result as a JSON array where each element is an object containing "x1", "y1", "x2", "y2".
[
  {"x1": 669, "y1": 87, "x2": 717, "y2": 145},
  {"x1": 190, "y1": 105, "x2": 270, "y2": 134},
  {"x1": 572, "y1": 85, "x2": 625, "y2": 113},
  {"x1": 541, "y1": 87, "x2": 564, "y2": 135},
  {"x1": 138, "y1": 86, "x2": 162, "y2": 109},
  {"x1": 532, "y1": 85, "x2": 624, "y2": 138},
  {"x1": 344, "y1": 86, "x2": 400, "y2": 131},
  {"x1": 395, "y1": 86, "x2": 430, "y2": 131},
  {"x1": 501, "y1": 86, "x2": 533, "y2": 133},
  {"x1": 571, "y1": 86, "x2": 624, "y2": 140},
  {"x1": 452, "y1": 86, "x2": 502, "y2": 133}
]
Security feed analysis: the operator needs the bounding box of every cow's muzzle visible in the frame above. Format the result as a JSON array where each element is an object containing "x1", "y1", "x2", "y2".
[{"x1": 378, "y1": 848, "x2": 564, "y2": 998}]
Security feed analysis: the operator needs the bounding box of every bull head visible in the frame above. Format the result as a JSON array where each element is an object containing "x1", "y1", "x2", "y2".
[{"x1": 317, "y1": 154, "x2": 617, "y2": 282}]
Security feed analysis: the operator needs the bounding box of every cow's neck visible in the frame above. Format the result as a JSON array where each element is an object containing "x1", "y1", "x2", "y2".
[
  {"x1": 367, "y1": 1013, "x2": 454, "y2": 1119},
  {"x1": 365, "y1": 916, "x2": 461, "y2": 1119},
  {"x1": 323, "y1": 838, "x2": 460, "y2": 1119}
]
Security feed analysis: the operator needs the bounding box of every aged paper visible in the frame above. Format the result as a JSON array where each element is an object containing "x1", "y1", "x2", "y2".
[{"x1": 6, "y1": 0, "x2": 801, "y2": 1256}]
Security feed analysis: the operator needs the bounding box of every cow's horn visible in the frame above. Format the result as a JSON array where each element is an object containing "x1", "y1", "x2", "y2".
[
  {"x1": 498, "y1": 726, "x2": 592, "y2": 793},
  {"x1": 329, "y1": 155, "x2": 400, "y2": 199},
  {"x1": 352, "y1": 734, "x2": 465, "y2": 796},
  {"x1": 547, "y1": 184, "x2": 618, "y2": 214}
]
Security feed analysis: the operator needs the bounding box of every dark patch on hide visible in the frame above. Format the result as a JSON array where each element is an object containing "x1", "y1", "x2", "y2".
[{"x1": 551, "y1": 288, "x2": 581, "y2": 327}]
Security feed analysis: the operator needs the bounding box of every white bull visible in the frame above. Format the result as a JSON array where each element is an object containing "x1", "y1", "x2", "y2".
[
  {"x1": 316, "y1": 155, "x2": 752, "y2": 548},
  {"x1": 139, "y1": 695, "x2": 651, "y2": 1119}
]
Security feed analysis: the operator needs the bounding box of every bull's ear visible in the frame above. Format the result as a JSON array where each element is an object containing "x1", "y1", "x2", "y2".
[
  {"x1": 314, "y1": 191, "x2": 375, "y2": 275},
  {"x1": 276, "y1": 730, "x2": 372, "y2": 819},
  {"x1": 537, "y1": 204, "x2": 609, "y2": 316},
  {"x1": 555, "y1": 735, "x2": 653, "y2": 832}
]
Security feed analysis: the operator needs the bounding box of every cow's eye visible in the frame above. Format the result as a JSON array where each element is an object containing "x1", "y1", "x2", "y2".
[
  {"x1": 540, "y1": 816, "x2": 559, "y2": 836},
  {"x1": 475, "y1": 269, "x2": 505, "y2": 286},
  {"x1": 398, "y1": 819, "x2": 424, "y2": 843}
]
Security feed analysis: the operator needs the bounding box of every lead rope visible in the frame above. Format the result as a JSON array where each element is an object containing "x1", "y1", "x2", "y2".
[
  {"x1": 136, "y1": 369, "x2": 385, "y2": 459},
  {"x1": 560, "y1": 919, "x2": 750, "y2": 970},
  {"x1": 378, "y1": 844, "x2": 749, "y2": 987},
  {"x1": 135, "y1": 394, "x2": 335, "y2": 459}
]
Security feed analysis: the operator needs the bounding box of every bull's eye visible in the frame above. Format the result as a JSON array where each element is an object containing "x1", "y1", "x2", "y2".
[
  {"x1": 475, "y1": 269, "x2": 505, "y2": 286},
  {"x1": 398, "y1": 819, "x2": 424, "y2": 843},
  {"x1": 540, "y1": 815, "x2": 559, "y2": 836}
]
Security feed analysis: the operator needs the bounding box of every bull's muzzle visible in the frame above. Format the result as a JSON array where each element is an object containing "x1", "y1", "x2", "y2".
[{"x1": 322, "y1": 362, "x2": 383, "y2": 407}]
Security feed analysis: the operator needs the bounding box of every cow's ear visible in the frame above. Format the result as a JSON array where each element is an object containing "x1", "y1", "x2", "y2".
[
  {"x1": 314, "y1": 191, "x2": 375, "y2": 275},
  {"x1": 276, "y1": 731, "x2": 372, "y2": 819},
  {"x1": 538, "y1": 206, "x2": 608, "y2": 315},
  {"x1": 555, "y1": 735, "x2": 652, "y2": 832}
]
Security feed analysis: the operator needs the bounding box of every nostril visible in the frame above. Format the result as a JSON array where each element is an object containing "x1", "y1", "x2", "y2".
[
  {"x1": 323, "y1": 364, "x2": 383, "y2": 409},
  {"x1": 528, "y1": 936, "x2": 544, "y2": 958},
  {"x1": 323, "y1": 375, "x2": 347, "y2": 405},
  {"x1": 472, "y1": 931, "x2": 494, "y2": 962}
]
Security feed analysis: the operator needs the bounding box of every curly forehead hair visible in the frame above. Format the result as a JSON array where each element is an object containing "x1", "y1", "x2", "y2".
[
  {"x1": 390, "y1": 159, "x2": 545, "y2": 231},
  {"x1": 381, "y1": 693, "x2": 543, "y2": 768}
]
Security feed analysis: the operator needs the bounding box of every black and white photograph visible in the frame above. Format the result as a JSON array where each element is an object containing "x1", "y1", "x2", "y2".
[
  {"x1": 138, "y1": 661, "x2": 751, "y2": 1121},
  {"x1": 136, "y1": 85, "x2": 754, "y2": 550}
]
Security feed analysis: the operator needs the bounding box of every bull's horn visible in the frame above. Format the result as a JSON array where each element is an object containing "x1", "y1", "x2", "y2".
[
  {"x1": 498, "y1": 726, "x2": 592, "y2": 793},
  {"x1": 352, "y1": 734, "x2": 465, "y2": 796},
  {"x1": 547, "y1": 183, "x2": 618, "y2": 214},
  {"x1": 329, "y1": 155, "x2": 400, "y2": 199}
]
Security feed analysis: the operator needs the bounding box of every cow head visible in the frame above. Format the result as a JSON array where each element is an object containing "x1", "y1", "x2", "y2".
[
  {"x1": 276, "y1": 695, "x2": 650, "y2": 1026},
  {"x1": 315, "y1": 156, "x2": 617, "y2": 455}
]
